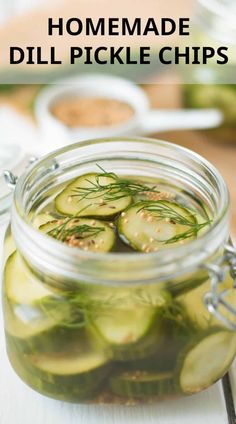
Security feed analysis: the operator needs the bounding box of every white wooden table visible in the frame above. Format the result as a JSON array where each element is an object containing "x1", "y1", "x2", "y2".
[{"x1": 0, "y1": 226, "x2": 235, "y2": 424}]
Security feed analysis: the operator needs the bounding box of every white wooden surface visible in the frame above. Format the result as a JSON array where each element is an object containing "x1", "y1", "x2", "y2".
[{"x1": 0, "y1": 225, "x2": 233, "y2": 424}]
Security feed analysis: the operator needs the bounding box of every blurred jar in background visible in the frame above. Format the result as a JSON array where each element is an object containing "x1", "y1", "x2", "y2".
[
  {"x1": 184, "y1": 0, "x2": 236, "y2": 144},
  {"x1": 0, "y1": 0, "x2": 44, "y2": 26}
]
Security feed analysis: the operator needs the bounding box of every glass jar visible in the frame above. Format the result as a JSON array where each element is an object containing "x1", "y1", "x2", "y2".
[
  {"x1": 2, "y1": 137, "x2": 236, "y2": 404},
  {"x1": 184, "y1": 0, "x2": 236, "y2": 143}
]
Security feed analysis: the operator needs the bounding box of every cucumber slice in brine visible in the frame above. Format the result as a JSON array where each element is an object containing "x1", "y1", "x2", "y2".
[
  {"x1": 89, "y1": 284, "x2": 170, "y2": 360},
  {"x1": 110, "y1": 370, "x2": 175, "y2": 398},
  {"x1": 8, "y1": 330, "x2": 111, "y2": 401},
  {"x1": 178, "y1": 329, "x2": 236, "y2": 394},
  {"x1": 118, "y1": 201, "x2": 199, "y2": 252},
  {"x1": 40, "y1": 217, "x2": 115, "y2": 252},
  {"x1": 55, "y1": 173, "x2": 132, "y2": 217},
  {"x1": 4, "y1": 300, "x2": 61, "y2": 340},
  {"x1": 177, "y1": 271, "x2": 236, "y2": 330},
  {"x1": 26, "y1": 332, "x2": 111, "y2": 399},
  {"x1": 32, "y1": 213, "x2": 55, "y2": 229},
  {"x1": 29, "y1": 349, "x2": 107, "y2": 377},
  {"x1": 4, "y1": 215, "x2": 55, "y2": 263},
  {"x1": 93, "y1": 307, "x2": 164, "y2": 361},
  {"x1": 4, "y1": 253, "x2": 73, "y2": 339},
  {"x1": 4, "y1": 252, "x2": 52, "y2": 305}
]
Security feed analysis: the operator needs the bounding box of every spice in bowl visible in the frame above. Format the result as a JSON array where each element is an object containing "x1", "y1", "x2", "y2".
[{"x1": 50, "y1": 97, "x2": 134, "y2": 128}]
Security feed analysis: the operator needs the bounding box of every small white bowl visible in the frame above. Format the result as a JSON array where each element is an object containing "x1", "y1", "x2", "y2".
[
  {"x1": 35, "y1": 74, "x2": 149, "y2": 148},
  {"x1": 35, "y1": 74, "x2": 222, "y2": 150}
]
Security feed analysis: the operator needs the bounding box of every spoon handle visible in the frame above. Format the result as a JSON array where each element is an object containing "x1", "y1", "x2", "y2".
[{"x1": 139, "y1": 109, "x2": 223, "y2": 134}]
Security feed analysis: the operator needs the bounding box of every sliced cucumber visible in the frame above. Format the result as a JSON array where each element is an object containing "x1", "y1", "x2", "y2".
[
  {"x1": 178, "y1": 329, "x2": 236, "y2": 394},
  {"x1": 93, "y1": 308, "x2": 154, "y2": 344},
  {"x1": 118, "y1": 201, "x2": 197, "y2": 252},
  {"x1": 177, "y1": 280, "x2": 213, "y2": 330},
  {"x1": 7, "y1": 333, "x2": 111, "y2": 401},
  {"x1": 4, "y1": 252, "x2": 52, "y2": 305},
  {"x1": 110, "y1": 370, "x2": 174, "y2": 397},
  {"x1": 4, "y1": 299, "x2": 60, "y2": 339},
  {"x1": 121, "y1": 301, "x2": 199, "y2": 373},
  {"x1": 184, "y1": 84, "x2": 236, "y2": 127},
  {"x1": 40, "y1": 217, "x2": 115, "y2": 253},
  {"x1": 148, "y1": 302, "x2": 199, "y2": 371},
  {"x1": 6, "y1": 324, "x2": 78, "y2": 355},
  {"x1": 3, "y1": 215, "x2": 54, "y2": 264},
  {"x1": 55, "y1": 173, "x2": 132, "y2": 217},
  {"x1": 88, "y1": 285, "x2": 170, "y2": 360},
  {"x1": 29, "y1": 348, "x2": 108, "y2": 376},
  {"x1": 4, "y1": 253, "x2": 74, "y2": 339},
  {"x1": 32, "y1": 213, "x2": 55, "y2": 229},
  {"x1": 178, "y1": 273, "x2": 236, "y2": 330},
  {"x1": 93, "y1": 307, "x2": 163, "y2": 360}
]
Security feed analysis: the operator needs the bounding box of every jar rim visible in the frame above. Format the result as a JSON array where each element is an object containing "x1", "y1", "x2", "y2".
[{"x1": 11, "y1": 137, "x2": 230, "y2": 285}]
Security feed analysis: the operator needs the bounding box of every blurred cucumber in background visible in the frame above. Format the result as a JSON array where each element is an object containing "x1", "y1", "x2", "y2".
[
  {"x1": 183, "y1": 0, "x2": 236, "y2": 143},
  {"x1": 184, "y1": 84, "x2": 236, "y2": 144}
]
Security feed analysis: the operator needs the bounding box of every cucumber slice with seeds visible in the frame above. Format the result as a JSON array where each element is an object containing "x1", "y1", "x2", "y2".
[
  {"x1": 178, "y1": 329, "x2": 236, "y2": 394},
  {"x1": 40, "y1": 218, "x2": 115, "y2": 253},
  {"x1": 110, "y1": 370, "x2": 175, "y2": 397},
  {"x1": 118, "y1": 201, "x2": 197, "y2": 252},
  {"x1": 55, "y1": 173, "x2": 132, "y2": 217}
]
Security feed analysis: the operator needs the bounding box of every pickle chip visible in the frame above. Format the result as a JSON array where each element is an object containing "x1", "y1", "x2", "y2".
[
  {"x1": 118, "y1": 201, "x2": 199, "y2": 252},
  {"x1": 110, "y1": 370, "x2": 175, "y2": 397},
  {"x1": 5, "y1": 252, "x2": 52, "y2": 306},
  {"x1": 55, "y1": 173, "x2": 132, "y2": 217},
  {"x1": 8, "y1": 333, "x2": 111, "y2": 401},
  {"x1": 93, "y1": 307, "x2": 163, "y2": 361},
  {"x1": 178, "y1": 329, "x2": 236, "y2": 394},
  {"x1": 4, "y1": 253, "x2": 75, "y2": 339},
  {"x1": 40, "y1": 217, "x2": 115, "y2": 252}
]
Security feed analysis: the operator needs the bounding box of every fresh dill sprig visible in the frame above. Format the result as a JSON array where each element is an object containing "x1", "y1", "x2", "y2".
[
  {"x1": 137, "y1": 200, "x2": 211, "y2": 244},
  {"x1": 40, "y1": 291, "x2": 123, "y2": 329},
  {"x1": 40, "y1": 296, "x2": 87, "y2": 329},
  {"x1": 162, "y1": 223, "x2": 210, "y2": 245},
  {"x1": 48, "y1": 217, "x2": 105, "y2": 242},
  {"x1": 71, "y1": 164, "x2": 160, "y2": 203}
]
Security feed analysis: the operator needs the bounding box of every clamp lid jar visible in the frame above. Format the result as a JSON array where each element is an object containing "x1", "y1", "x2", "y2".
[{"x1": 2, "y1": 137, "x2": 236, "y2": 403}]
